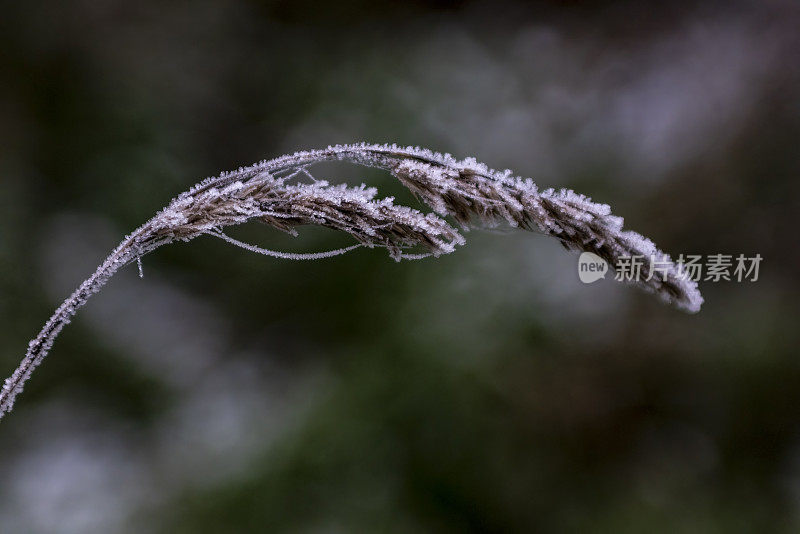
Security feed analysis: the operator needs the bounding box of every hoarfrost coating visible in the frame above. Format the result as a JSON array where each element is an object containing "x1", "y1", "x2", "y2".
[{"x1": 0, "y1": 143, "x2": 702, "y2": 421}]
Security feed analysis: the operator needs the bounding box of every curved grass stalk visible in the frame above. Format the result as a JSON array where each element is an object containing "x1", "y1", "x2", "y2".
[{"x1": 0, "y1": 143, "x2": 702, "y2": 420}]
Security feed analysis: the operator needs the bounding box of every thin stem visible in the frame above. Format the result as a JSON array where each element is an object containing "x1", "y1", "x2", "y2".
[{"x1": 0, "y1": 143, "x2": 702, "y2": 422}]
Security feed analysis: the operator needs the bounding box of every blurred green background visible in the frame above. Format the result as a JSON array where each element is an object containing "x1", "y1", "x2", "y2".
[{"x1": 1, "y1": 0, "x2": 799, "y2": 532}]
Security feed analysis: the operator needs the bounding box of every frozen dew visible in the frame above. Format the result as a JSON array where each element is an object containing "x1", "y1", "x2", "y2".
[{"x1": 0, "y1": 143, "x2": 702, "y2": 421}]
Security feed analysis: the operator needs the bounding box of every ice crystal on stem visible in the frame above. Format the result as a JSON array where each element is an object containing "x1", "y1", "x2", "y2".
[{"x1": 0, "y1": 143, "x2": 702, "y2": 421}]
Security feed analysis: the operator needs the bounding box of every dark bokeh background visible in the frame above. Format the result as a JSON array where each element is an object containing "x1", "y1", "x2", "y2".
[{"x1": 1, "y1": 0, "x2": 799, "y2": 532}]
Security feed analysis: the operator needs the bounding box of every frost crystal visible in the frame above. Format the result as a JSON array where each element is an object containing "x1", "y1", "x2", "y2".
[{"x1": 0, "y1": 143, "x2": 702, "y2": 421}]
